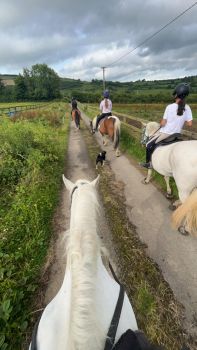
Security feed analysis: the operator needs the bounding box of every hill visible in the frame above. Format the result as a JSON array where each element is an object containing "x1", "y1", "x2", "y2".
[
  {"x1": 0, "y1": 74, "x2": 18, "y2": 87},
  {"x1": 60, "y1": 75, "x2": 197, "y2": 103},
  {"x1": 1, "y1": 73, "x2": 197, "y2": 103}
]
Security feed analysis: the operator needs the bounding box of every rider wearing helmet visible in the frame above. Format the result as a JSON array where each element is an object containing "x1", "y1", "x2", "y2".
[
  {"x1": 140, "y1": 83, "x2": 193, "y2": 169},
  {"x1": 94, "y1": 90, "x2": 112, "y2": 131}
]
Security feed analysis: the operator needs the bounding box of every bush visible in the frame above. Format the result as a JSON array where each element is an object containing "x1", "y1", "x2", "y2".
[{"x1": 0, "y1": 104, "x2": 69, "y2": 349}]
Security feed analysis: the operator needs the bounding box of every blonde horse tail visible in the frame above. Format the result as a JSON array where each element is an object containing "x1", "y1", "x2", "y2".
[
  {"x1": 113, "y1": 117, "x2": 121, "y2": 150},
  {"x1": 172, "y1": 188, "x2": 197, "y2": 237}
]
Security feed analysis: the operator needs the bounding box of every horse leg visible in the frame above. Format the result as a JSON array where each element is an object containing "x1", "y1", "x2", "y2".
[
  {"x1": 169, "y1": 199, "x2": 181, "y2": 211},
  {"x1": 103, "y1": 135, "x2": 108, "y2": 146},
  {"x1": 115, "y1": 148, "x2": 120, "y2": 157},
  {"x1": 164, "y1": 176, "x2": 173, "y2": 198},
  {"x1": 75, "y1": 114, "x2": 78, "y2": 129},
  {"x1": 142, "y1": 169, "x2": 152, "y2": 184}
]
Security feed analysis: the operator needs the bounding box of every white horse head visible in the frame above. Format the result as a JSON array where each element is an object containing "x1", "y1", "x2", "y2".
[{"x1": 30, "y1": 175, "x2": 139, "y2": 350}]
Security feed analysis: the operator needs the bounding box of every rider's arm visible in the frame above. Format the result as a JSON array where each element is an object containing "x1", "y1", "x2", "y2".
[
  {"x1": 185, "y1": 105, "x2": 192, "y2": 127},
  {"x1": 160, "y1": 119, "x2": 167, "y2": 126},
  {"x1": 160, "y1": 105, "x2": 169, "y2": 127},
  {"x1": 186, "y1": 120, "x2": 192, "y2": 127}
]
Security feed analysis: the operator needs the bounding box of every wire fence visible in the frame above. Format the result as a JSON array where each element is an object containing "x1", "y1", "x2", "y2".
[
  {"x1": 82, "y1": 104, "x2": 197, "y2": 140},
  {"x1": 0, "y1": 103, "x2": 50, "y2": 117}
]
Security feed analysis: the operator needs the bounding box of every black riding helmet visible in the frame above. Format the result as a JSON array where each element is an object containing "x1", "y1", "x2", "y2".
[{"x1": 172, "y1": 83, "x2": 190, "y2": 100}]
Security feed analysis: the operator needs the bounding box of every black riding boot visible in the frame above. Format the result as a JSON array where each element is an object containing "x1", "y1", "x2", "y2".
[
  {"x1": 140, "y1": 140, "x2": 156, "y2": 169},
  {"x1": 95, "y1": 114, "x2": 104, "y2": 131}
]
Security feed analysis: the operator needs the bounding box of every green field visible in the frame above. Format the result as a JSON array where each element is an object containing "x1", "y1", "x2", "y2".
[{"x1": 86, "y1": 102, "x2": 197, "y2": 120}]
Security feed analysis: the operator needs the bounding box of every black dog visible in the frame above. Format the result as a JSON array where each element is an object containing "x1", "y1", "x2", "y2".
[{"x1": 96, "y1": 151, "x2": 106, "y2": 169}]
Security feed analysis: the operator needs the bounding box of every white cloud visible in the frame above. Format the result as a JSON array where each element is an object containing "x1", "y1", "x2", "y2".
[{"x1": 0, "y1": 0, "x2": 196, "y2": 81}]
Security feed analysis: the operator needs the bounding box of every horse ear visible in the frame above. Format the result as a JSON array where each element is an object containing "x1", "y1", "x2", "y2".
[
  {"x1": 62, "y1": 175, "x2": 75, "y2": 192},
  {"x1": 91, "y1": 175, "x2": 100, "y2": 188}
]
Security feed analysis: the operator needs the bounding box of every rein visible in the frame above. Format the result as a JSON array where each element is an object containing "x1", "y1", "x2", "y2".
[
  {"x1": 104, "y1": 263, "x2": 125, "y2": 350},
  {"x1": 148, "y1": 126, "x2": 161, "y2": 141}
]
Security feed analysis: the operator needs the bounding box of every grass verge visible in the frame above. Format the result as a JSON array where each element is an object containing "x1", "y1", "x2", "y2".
[{"x1": 0, "y1": 103, "x2": 70, "y2": 350}]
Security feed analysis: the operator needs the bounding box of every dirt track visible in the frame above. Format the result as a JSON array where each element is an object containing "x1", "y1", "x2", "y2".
[{"x1": 43, "y1": 114, "x2": 197, "y2": 347}]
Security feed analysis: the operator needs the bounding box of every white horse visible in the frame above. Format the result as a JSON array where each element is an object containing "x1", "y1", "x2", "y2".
[
  {"x1": 30, "y1": 176, "x2": 143, "y2": 350},
  {"x1": 141, "y1": 122, "x2": 197, "y2": 236},
  {"x1": 141, "y1": 122, "x2": 172, "y2": 197},
  {"x1": 90, "y1": 115, "x2": 121, "y2": 157}
]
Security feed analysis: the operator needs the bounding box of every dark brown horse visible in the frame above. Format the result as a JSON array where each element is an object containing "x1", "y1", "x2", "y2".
[
  {"x1": 90, "y1": 115, "x2": 121, "y2": 156},
  {"x1": 71, "y1": 109, "x2": 81, "y2": 129}
]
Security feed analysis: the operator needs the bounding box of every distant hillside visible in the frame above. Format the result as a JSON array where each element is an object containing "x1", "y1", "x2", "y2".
[
  {"x1": 1, "y1": 73, "x2": 197, "y2": 103},
  {"x1": 60, "y1": 75, "x2": 197, "y2": 103},
  {"x1": 0, "y1": 74, "x2": 17, "y2": 86},
  {"x1": 60, "y1": 75, "x2": 197, "y2": 91}
]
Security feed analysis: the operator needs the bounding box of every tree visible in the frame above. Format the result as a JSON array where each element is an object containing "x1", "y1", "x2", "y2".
[
  {"x1": 15, "y1": 74, "x2": 28, "y2": 101},
  {"x1": 30, "y1": 64, "x2": 60, "y2": 100},
  {"x1": 0, "y1": 78, "x2": 4, "y2": 95},
  {"x1": 15, "y1": 64, "x2": 60, "y2": 101}
]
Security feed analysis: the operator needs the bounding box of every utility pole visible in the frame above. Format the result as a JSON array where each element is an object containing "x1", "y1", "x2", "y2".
[{"x1": 101, "y1": 67, "x2": 106, "y2": 91}]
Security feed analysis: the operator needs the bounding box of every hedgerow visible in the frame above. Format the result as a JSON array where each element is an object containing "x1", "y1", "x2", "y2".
[{"x1": 0, "y1": 104, "x2": 69, "y2": 349}]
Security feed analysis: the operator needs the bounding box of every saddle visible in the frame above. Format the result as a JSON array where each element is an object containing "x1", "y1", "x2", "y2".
[
  {"x1": 156, "y1": 133, "x2": 183, "y2": 148},
  {"x1": 113, "y1": 329, "x2": 159, "y2": 350}
]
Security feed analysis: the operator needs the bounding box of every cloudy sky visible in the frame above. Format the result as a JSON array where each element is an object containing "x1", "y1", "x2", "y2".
[{"x1": 0, "y1": 0, "x2": 197, "y2": 82}]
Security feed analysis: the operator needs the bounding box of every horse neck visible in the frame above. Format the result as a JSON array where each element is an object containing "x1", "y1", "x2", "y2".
[
  {"x1": 147, "y1": 122, "x2": 160, "y2": 137},
  {"x1": 66, "y1": 187, "x2": 106, "y2": 350}
]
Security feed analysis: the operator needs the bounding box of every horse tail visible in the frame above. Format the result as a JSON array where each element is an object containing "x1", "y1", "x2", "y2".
[
  {"x1": 172, "y1": 188, "x2": 197, "y2": 237},
  {"x1": 113, "y1": 117, "x2": 121, "y2": 150}
]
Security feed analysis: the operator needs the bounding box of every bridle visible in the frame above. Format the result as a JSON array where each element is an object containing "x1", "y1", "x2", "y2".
[{"x1": 70, "y1": 182, "x2": 88, "y2": 205}]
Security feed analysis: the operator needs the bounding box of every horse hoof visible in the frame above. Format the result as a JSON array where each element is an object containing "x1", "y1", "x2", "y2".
[
  {"x1": 141, "y1": 178, "x2": 149, "y2": 185},
  {"x1": 166, "y1": 193, "x2": 173, "y2": 199},
  {"x1": 178, "y1": 226, "x2": 189, "y2": 236},
  {"x1": 168, "y1": 204, "x2": 177, "y2": 211}
]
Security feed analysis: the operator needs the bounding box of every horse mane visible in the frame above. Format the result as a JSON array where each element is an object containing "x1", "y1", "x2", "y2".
[{"x1": 66, "y1": 181, "x2": 106, "y2": 349}]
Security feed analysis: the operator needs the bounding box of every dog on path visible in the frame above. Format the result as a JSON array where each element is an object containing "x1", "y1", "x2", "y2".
[{"x1": 96, "y1": 151, "x2": 106, "y2": 169}]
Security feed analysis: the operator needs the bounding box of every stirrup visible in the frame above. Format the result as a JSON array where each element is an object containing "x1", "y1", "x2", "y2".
[{"x1": 139, "y1": 162, "x2": 152, "y2": 169}]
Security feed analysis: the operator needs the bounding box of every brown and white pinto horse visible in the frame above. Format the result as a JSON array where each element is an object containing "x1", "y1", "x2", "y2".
[
  {"x1": 90, "y1": 115, "x2": 121, "y2": 156},
  {"x1": 71, "y1": 109, "x2": 81, "y2": 129}
]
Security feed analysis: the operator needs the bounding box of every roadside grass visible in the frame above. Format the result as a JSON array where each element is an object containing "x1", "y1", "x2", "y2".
[
  {"x1": 0, "y1": 103, "x2": 70, "y2": 350},
  {"x1": 80, "y1": 120, "x2": 196, "y2": 350}
]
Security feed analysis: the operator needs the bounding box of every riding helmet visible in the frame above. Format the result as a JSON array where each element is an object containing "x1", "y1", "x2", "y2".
[
  {"x1": 172, "y1": 83, "x2": 190, "y2": 99},
  {"x1": 103, "y1": 89, "x2": 110, "y2": 98}
]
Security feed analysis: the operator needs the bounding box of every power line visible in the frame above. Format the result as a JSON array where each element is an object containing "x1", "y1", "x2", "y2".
[{"x1": 105, "y1": 1, "x2": 197, "y2": 69}]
